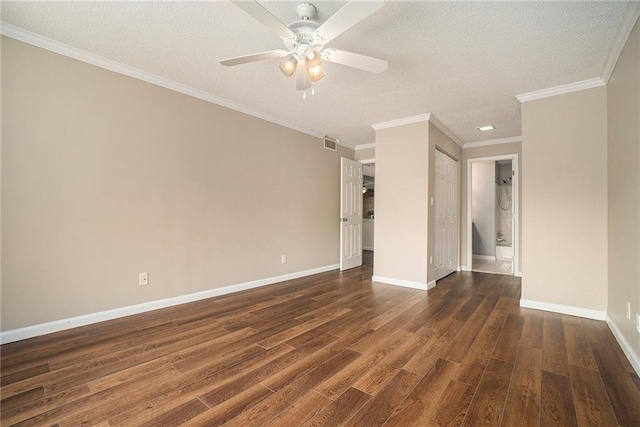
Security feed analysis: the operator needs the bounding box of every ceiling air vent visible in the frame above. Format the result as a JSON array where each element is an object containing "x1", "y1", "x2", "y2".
[{"x1": 323, "y1": 136, "x2": 338, "y2": 151}]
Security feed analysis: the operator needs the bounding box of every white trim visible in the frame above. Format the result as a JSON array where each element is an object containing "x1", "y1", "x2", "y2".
[
  {"x1": 338, "y1": 140, "x2": 356, "y2": 150},
  {"x1": 514, "y1": 271, "x2": 522, "y2": 277},
  {"x1": 372, "y1": 275, "x2": 434, "y2": 290},
  {"x1": 358, "y1": 158, "x2": 375, "y2": 164},
  {"x1": 601, "y1": 2, "x2": 640, "y2": 83},
  {"x1": 0, "y1": 263, "x2": 339, "y2": 344},
  {"x1": 0, "y1": 23, "x2": 340, "y2": 146},
  {"x1": 460, "y1": 265, "x2": 472, "y2": 272},
  {"x1": 363, "y1": 246, "x2": 374, "y2": 251},
  {"x1": 464, "y1": 136, "x2": 522, "y2": 149},
  {"x1": 467, "y1": 154, "x2": 519, "y2": 277},
  {"x1": 370, "y1": 113, "x2": 463, "y2": 147},
  {"x1": 428, "y1": 114, "x2": 464, "y2": 147},
  {"x1": 371, "y1": 114, "x2": 430, "y2": 130},
  {"x1": 606, "y1": 314, "x2": 640, "y2": 377},
  {"x1": 473, "y1": 254, "x2": 496, "y2": 261},
  {"x1": 355, "y1": 143, "x2": 376, "y2": 151},
  {"x1": 515, "y1": 78, "x2": 606, "y2": 103},
  {"x1": 519, "y1": 299, "x2": 606, "y2": 321}
]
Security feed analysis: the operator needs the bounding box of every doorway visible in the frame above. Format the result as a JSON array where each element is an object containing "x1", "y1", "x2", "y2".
[
  {"x1": 361, "y1": 162, "x2": 375, "y2": 252},
  {"x1": 467, "y1": 155, "x2": 519, "y2": 275}
]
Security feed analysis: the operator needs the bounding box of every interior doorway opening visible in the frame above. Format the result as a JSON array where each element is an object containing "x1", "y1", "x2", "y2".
[
  {"x1": 361, "y1": 162, "x2": 375, "y2": 252},
  {"x1": 467, "y1": 155, "x2": 519, "y2": 276}
]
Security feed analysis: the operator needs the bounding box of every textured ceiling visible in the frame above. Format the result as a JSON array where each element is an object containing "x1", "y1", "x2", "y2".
[{"x1": 0, "y1": 1, "x2": 631, "y2": 147}]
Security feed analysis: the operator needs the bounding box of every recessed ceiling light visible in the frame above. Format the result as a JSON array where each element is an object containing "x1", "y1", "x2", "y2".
[{"x1": 477, "y1": 125, "x2": 496, "y2": 132}]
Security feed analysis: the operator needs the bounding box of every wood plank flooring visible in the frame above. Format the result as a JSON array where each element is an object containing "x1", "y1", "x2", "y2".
[{"x1": 2, "y1": 251, "x2": 640, "y2": 426}]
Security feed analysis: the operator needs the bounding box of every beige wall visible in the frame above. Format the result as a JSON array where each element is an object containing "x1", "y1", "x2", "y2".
[
  {"x1": 427, "y1": 123, "x2": 462, "y2": 282},
  {"x1": 355, "y1": 147, "x2": 375, "y2": 161},
  {"x1": 607, "y1": 18, "x2": 639, "y2": 356},
  {"x1": 1, "y1": 37, "x2": 353, "y2": 331},
  {"x1": 461, "y1": 142, "x2": 522, "y2": 271},
  {"x1": 521, "y1": 86, "x2": 608, "y2": 311},
  {"x1": 374, "y1": 121, "x2": 429, "y2": 285}
]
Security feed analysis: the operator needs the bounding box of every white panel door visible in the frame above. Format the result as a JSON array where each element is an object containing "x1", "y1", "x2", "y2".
[
  {"x1": 434, "y1": 150, "x2": 458, "y2": 280},
  {"x1": 340, "y1": 158, "x2": 363, "y2": 271}
]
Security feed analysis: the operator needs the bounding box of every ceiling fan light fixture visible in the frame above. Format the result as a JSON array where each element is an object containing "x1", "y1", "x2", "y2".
[
  {"x1": 308, "y1": 65, "x2": 325, "y2": 82},
  {"x1": 279, "y1": 55, "x2": 298, "y2": 77},
  {"x1": 304, "y1": 49, "x2": 322, "y2": 68}
]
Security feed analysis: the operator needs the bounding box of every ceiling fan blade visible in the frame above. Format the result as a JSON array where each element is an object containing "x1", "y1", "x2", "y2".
[
  {"x1": 322, "y1": 48, "x2": 388, "y2": 74},
  {"x1": 315, "y1": 0, "x2": 384, "y2": 42},
  {"x1": 231, "y1": 0, "x2": 295, "y2": 38},
  {"x1": 220, "y1": 49, "x2": 289, "y2": 66},
  {"x1": 296, "y1": 65, "x2": 311, "y2": 91}
]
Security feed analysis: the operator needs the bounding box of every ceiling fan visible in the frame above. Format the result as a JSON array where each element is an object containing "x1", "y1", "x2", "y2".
[{"x1": 220, "y1": 0, "x2": 388, "y2": 93}]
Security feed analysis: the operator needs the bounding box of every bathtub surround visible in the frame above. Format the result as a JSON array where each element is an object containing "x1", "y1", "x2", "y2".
[{"x1": 495, "y1": 162, "x2": 513, "y2": 261}]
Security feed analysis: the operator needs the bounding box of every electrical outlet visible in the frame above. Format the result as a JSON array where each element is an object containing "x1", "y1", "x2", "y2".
[
  {"x1": 429, "y1": 255, "x2": 433, "y2": 264},
  {"x1": 636, "y1": 314, "x2": 640, "y2": 334},
  {"x1": 281, "y1": 255, "x2": 287, "y2": 264},
  {"x1": 626, "y1": 301, "x2": 631, "y2": 320},
  {"x1": 139, "y1": 272, "x2": 149, "y2": 286}
]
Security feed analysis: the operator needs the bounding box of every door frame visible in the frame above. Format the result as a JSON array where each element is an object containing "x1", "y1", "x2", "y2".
[{"x1": 466, "y1": 154, "x2": 519, "y2": 276}]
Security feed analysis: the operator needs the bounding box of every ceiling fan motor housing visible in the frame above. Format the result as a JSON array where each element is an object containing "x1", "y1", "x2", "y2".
[
  {"x1": 296, "y1": 3, "x2": 317, "y2": 20},
  {"x1": 284, "y1": 20, "x2": 323, "y2": 52}
]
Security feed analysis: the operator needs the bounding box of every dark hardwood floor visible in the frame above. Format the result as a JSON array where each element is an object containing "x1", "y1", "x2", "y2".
[{"x1": 2, "y1": 251, "x2": 640, "y2": 426}]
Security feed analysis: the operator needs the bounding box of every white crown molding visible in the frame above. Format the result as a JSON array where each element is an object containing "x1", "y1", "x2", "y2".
[
  {"x1": 513, "y1": 5, "x2": 638, "y2": 104},
  {"x1": 371, "y1": 114, "x2": 431, "y2": 130},
  {"x1": 516, "y1": 78, "x2": 606, "y2": 103},
  {"x1": 428, "y1": 114, "x2": 464, "y2": 148},
  {"x1": 0, "y1": 263, "x2": 339, "y2": 344},
  {"x1": 370, "y1": 113, "x2": 463, "y2": 148},
  {"x1": 372, "y1": 275, "x2": 435, "y2": 290},
  {"x1": 358, "y1": 158, "x2": 375, "y2": 164},
  {"x1": 0, "y1": 23, "x2": 331, "y2": 142},
  {"x1": 337, "y1": 139, "x2": 356, "y2": 150},
  {"x1": 355, "y1": 143, "x2": 376, "y2": 151},
  {"x1": 606, "y1": 314, "x2": 640, "y2": 377},
  {"x1": 464, "y1": 135, "x2": 522, "y2": 148},
  {"x1": 601, "y1": 1, "x2": 640, "y2": 83},
  {"x1": 519, "y1": 298, "x2": 606, "y2": 321}
]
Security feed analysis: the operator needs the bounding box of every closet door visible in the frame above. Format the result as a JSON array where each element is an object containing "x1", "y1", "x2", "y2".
[{"x1": 434, "y1": 150, "x2": 458, "y2": 280}]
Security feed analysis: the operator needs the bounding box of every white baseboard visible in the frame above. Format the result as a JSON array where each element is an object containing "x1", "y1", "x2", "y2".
[
  {"x1": 606, "y1": 314, "x2": 640, "y2": 377},
  {"x1": 519, "y1": 299, "x2": 606, "y2": 321},
  {"x1": 0, "y1": 263, "x2": 339, "y2": 345},
  {"x1": 473, "y1": 255, "x2": 496, "y2": 261},
  {"x1": 460, "y1": 265, "x2": 472, "y2": 272},
  {"x1": 372, "y1": 275, "x2": 434, "y2": 290}
]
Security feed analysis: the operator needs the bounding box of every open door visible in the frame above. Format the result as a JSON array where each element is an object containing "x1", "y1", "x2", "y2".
[{"x1": 340, "y1": 158, "x2": 363, "y2": 271}]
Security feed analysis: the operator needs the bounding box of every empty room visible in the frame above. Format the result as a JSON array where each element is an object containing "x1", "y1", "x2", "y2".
[{"x1": 1, "y1": 1, "x2": 639, "y2": 425}]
